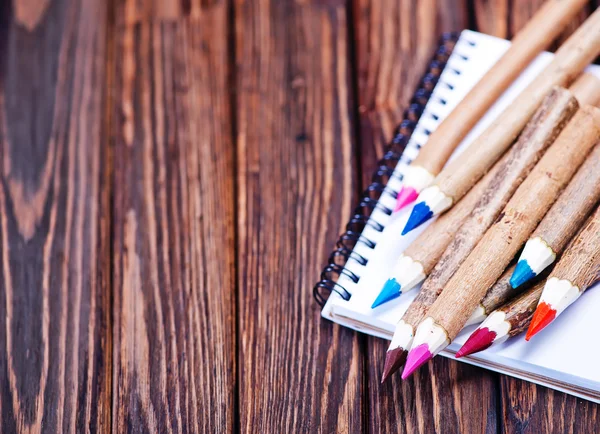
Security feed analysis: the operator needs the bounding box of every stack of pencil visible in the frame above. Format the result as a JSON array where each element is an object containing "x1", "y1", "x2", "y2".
[{"x1": 378, "y1": 3, "x2": 600, "y2": 382}]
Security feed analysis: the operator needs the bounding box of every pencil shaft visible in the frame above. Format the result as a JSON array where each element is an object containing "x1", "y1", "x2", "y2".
[
  {"x1": 531, "y1": 144, "x2": 600, "y2": 252},
  {"x1": 434, "y1": 8, "x2": 600, "y2": 203},
  {"x1": 480, "y1": 264, "x2": 523, "y2": 315},
  {"x1": 502, "y1": 281, "x2": 545, "y2": 337},
  {"x1": 413, "y1": 0, "x2": 589, "y2": 174},
  {"x1": 404, "y1": 155, "x2": 498, "y2": 272},
  {"x1": 400, "y1": 154, "x2": 509, "y2": 327},
  {"x1": 427, "y1": 106, "x2": 600, "y2": 339},
  {"x1": 403, "y1": 88, "x2": 577, "y2": 325},
  {"x1": 550, "y1": 205, "x2": 600, "y2": 290},
  {"x1": 569, "y1": 73, "x2": 600, "y2": 106}
]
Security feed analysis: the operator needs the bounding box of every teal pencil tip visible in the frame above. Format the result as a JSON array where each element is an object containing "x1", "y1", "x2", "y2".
[
  {"x1": 510, "y1": 260, "x2": 536, "y2": 289},
  {"x1": 371, "y1": 279, "x2": 402, "y2": 308},
  {"x1": 402, "y1": 202, "x2": 433, "y2": 235}
]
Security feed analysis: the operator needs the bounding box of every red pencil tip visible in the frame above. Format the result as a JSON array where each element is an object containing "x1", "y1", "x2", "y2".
[
  {"x1": 456, "y1": 327, "x2": 497, "y2": 358},
  {"x1": 381, "y1": 347, "x2": 408, "y2": 383},
  {"x1": 526, "y1": 302, "x2": 556, "y2": 341},
  {"x1": 394, "y1": 186, "x2": 418, "y2": 212},
  {"x1": 401, "y1": 344, "x2": 432, "y2": 380}
]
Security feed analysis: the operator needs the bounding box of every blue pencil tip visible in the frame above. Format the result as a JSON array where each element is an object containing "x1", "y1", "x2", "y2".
[
  {"x1": 402, "y1": 202, "x2": 433, "y2": 235},
  {"x1": 371, "y1": 279, "x2": 402, "y2": 308},
  {"x1": 510, "y1": 260, "x2": 536, "y2": 289}
]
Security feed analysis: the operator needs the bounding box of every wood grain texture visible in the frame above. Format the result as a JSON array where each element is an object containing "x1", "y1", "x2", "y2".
[
  {"x1": 4, "y1": 0, "x2": 600, "y2": 431},
  {"x1": 500, "y1": 377, "x2": 600, "y2": 434},
  {"x1": 353, "y1": 2, "x2": 499, "y2": 433},
  {"x1": 353, "y1": 0, "x2": 468, "y2": 187},
  {"x1": 235, "y1": 1, "x2": 364, "y2": 432},
  {"x1": 111, "y1": 2, "x2": 236, "y2": 432},
  {"x1": 0, "y1": 0, "x2": 111, "y2": 432}
]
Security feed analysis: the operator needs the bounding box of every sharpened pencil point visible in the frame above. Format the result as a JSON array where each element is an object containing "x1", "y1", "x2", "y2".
[
  {"x1": 510, "y1": 260, "x2": 536, "y2": 289},
  {"x1": 402, "y1": 344, "x2": 432, "y2": 379},
  {"x1": 456, "y1": 327, "x2": 497, "y2": 358},
  {"x1": 381, "y1": 347, "x2": 408, "y2": 383},
  {"x1": 402, "y1": 202, "x2": 433, "y2": 235},
  {"x1": 394, "y1": 186, "x2": 419, "y2": 213},
  {"x1": 371, "y1": 279, "x2": 402, "y2": 308},
  {"x1": 526, "y1": 302, "x2": 556, "y2": 341}
]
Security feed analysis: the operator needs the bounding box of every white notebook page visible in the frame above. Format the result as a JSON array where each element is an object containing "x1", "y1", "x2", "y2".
[{"x1": 321, "y1": 30, "x2": 600, "y2": 402}]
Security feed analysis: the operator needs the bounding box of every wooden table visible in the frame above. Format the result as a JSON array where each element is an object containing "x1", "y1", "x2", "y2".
[{"x1": 1, "y1": 0, "x2": 598, "y2": 432}]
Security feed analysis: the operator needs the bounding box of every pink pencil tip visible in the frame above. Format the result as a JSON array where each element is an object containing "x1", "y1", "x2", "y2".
[
  {"x1": 394, "y1": 186, "x2": 418, "y2": 213},
  {"x1": 401, "y1": 343, "x2": 432, "y2": 380},
  {"x1": 456, "y1": 327, "x2": 496, "y2": 358}
]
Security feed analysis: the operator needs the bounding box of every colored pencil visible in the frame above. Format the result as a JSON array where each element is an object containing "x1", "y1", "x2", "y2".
[
  {"x1": 401, "y1": 9, "x2": 600, "y2": 234},
  {"x1": 401, "y1": 105, "x2": 600, "y2": 379},
  {"x1": 381, "y1": 88, "x2": 579, "y2": 377},
  {"x1": 456, "y1": 280, "x2": 545, "y2": 357},
  {"x1": 373, "y1": 165, "x2": 494, "y2": 308},
  {"x1": 465, "y1": 261, "x2": 553, "y2": 326},
  {"x1": 392, "y1": 0, "x2": 590, "y2": 213},
  {"x1": 511, "y1": 142, "x2": 600, "y2": 289},
  {"x1": 383, "y1": 85, "x2": 577, "y2": 309},
  {"x1": 568, "y1": 72, "x2": 600, "y2": 107},
  {"x1": 526, "y1": 205, "x2": 600, "y2": 340},
  {"x1": 466, "y1": 75, "x2": 600, "y2": 323}
]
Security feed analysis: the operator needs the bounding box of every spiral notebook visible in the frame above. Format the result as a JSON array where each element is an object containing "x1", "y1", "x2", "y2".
[{"x1": 315, "y1": 30, "x2": 600, "y2": 403}]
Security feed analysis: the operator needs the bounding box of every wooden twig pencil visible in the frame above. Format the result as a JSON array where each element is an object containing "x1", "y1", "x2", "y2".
[
  {"x1": 467, "y1": 264, "x2": 519, "y2": 326},
  {"x1": 568, "y1": 72, "x2": 600, "y2": 106},
  {"x1": 402, "y1": 8, "x2": 600, "y2": 234},
  {"x1": 392, "y1": 0, "x2": 590, "y2": 212},
  {"x1": 401, "y1": 105, "x2": 600, "y2": 379},
  {"x1": 511, "y1": 142, "x2": 600, "y2": 289},
  {"x1": 456, "y1": 281, "x2": 545, "y2": 357},
  {"x1": 526, "y1": 205, "x2": 600, "y2": 340},
  {"x1": 381, "y1": 87, "x2": 578, "y2": 377},
  {"x1": 373, "y1": 165, "x2": 494, "y2": 308}
]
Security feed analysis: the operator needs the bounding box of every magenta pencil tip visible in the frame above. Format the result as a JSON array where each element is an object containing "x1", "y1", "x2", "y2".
[
  {"x1": 456, "y1": 327, "x2": 496, "y2": 358},
  {"x1": 401, "y1": 343, "x2": 432, "y2": 379},
  {"x1": 394, "y1": 186, "x2": 419, "y2": 213}
]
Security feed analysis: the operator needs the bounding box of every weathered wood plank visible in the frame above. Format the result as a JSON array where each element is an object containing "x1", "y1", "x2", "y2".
[
  {"x1": 0, "y1": 0, "x2": 111, "y2": 432},
  {"x1": 500, "y1": 377, "x2": 600, "y2": 434},
  {"x1": 353, "y1": 0, "x2": 468, "y2": 187},
  {"x1": 235, "y1": 0, "x2": 365, "y2": 432},
  {"x1": 110, "y1": 2, "x2": 236, "y2": 432},
  {"x1": 353, "y1": 1, "x2": 497, "y2": 433}
]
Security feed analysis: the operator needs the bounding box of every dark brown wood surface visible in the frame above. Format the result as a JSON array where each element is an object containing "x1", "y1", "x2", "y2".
[{"x1": 0, "y1": 0, "x2": 598, "y2": 433}]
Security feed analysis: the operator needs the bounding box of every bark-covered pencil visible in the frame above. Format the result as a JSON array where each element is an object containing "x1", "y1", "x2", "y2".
[
  {"x1": 373, "y1": 165, "x2": 495, "y2": 308},
  {"x1": 380, "y1": 86, "x2": 578, "y2": 308},
  {"x1": 401, "y1": 105, "x2": 600, "y2": 379},
  {"x1": 511, "y1": 142, "x2": 600, "y2": 289},
  {"x1": 456, "y1": 281, "x2": 545, "y2": 357},
  {"x1": 381, "y1": 88, "x2": 579, "y2": 375},
  {"x1": 402, "y1": 9, "x2": 600, "y2": 234},
  {"x1": 526, "y1": 205, "x2": 600, "y2": 340},
  {"x1": 392, "y1": 0, "x2": 589, "y2": 212}
]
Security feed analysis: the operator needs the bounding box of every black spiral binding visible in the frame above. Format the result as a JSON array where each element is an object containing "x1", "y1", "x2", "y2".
[{"x1": 313, "y1": 32, "x2": 460, "y2": 307}]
